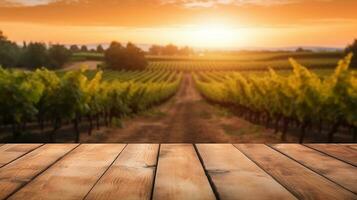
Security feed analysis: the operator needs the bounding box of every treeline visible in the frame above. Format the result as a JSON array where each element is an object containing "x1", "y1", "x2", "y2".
[
  {"x1": 194, "y1": 54, "x2": 356, "y2": 143},
  {"x1": 148, "y1": 44, "x2": 194, "y2": 56},
  {"x1": 0, "y1": 67, "x2": 182, "y2": 142},
  {"x1": 0, "y1": 31, "x2": 71, "y2": 69},
  {"x1": 69, "y1": 44, "x2": 105, "y2": 53},
  {"x1": 0, "y1": 30, "x2": 150, "y2": 70}
]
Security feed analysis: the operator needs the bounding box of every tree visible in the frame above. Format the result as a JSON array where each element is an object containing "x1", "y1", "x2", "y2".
[
  {"x1": 104, "y1": 41, "x2": 147, "y2": 70},
  {"x1": 96, "y1": 44, "x2": 104, "y2": 53},
  {"x1": 70, "y1": 45, "x2": 80, "y2": 53},
  {"x1": 162, "y1": 44, "x2": 178, "y2": 55},
  {"x1": 296, "y1": 47, "x2": 311, "y2": 52},
  {"x1": 104, "y1": 41, "x2": 124, "y2": 69},
  {"x1": 179, "y1": 46, "x2": 194, "y2": 56},
  {"x1": 0, "y1": 30, "x2": 6, "y2": 41},
  {"x1": 149, "y1": 45, "x2": 162, "y2": 55},
  {"x1": 48, "y1": 44, "x2": 72, "y2": 69},
  {"x1": 80, "y1": 45, "x2": 88, "y2": 52},
  {"x1": 20, "y1": 42, "x2": 50, "y2": 69},
  {"x1": 345, "y1": 39, "x2": 357, "y2": 68},
  {"x1": 0, "y1": 30, "x2": 21, "y2": 68}
]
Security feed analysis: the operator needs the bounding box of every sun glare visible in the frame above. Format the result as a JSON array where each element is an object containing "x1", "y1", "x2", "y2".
[{"x1": 189, "y1": 23, "x2": 236, "y2": 48}]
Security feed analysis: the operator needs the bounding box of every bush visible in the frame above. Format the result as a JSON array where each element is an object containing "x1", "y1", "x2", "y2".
[{"x1": 104, "y1": 41, "x2": 147, "y2": 70}]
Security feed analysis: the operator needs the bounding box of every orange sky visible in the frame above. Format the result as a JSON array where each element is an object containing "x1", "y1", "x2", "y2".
[{"x1": 0, "y1": 0, "x2": 357, "y2": 48}]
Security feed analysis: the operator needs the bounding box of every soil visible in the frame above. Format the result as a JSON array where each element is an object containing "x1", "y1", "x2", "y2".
[{"x1": 81, "y1": 74, "x2": 286, "y2": 143}]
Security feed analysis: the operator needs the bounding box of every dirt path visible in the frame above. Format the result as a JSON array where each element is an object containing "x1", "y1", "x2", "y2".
[{"x1": 82, "y1": 74, "x2": 283, "y2": 143}]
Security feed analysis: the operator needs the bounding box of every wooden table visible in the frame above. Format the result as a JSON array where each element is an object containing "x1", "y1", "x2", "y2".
[{"x1": 0, "y1": 144, "x2": 356, "y2": 200}]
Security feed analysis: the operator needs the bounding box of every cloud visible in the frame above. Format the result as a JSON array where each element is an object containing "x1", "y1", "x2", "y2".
[
  {"x1": 0, "y1": 0, "x2": 56, "y2": 6},
  {"x1": 0, "y1": 0, "x2": 327, "y2": 8},
  {"x1": 161, "y1": 0, "x2": 301, "y2": 8}
]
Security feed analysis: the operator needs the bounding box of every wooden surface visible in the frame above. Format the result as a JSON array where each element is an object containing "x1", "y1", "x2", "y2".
[
  {"x1": 0, "y1": 144, "x2": 43, "y2": 168},
  {"x1": 196, "y1": 144, "x2": 296, "y2": 200},
  {"x1": 0, "y1": 144, "x2": 355, "y2": 200},
  {"x1": 306, "y1": 144, "x2": 357, "y2": 166},
  {"x1": 271, "y1": 144, "x2": 357, "y2": 193},
  {"x1": 152, "y1": 144, "x2": 215, "y2": 200},
  {"x1": 85, "y1": 144, "x2": 159, "y2": 200}
]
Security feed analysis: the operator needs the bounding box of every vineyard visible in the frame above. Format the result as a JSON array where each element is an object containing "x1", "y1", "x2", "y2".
[
  {"x1": 0, "y1": 67, "x2": 182, "y2": 142},
  {"x1": 0, "y1": 53, "x2": 356, "y2": 143},
  {"x1": 148, "y1": 58, "x2": 340, "y2": 72},
  {"x1": 72, "y1": 51, "x2": 343, "y2": 72},
  {"x1": 194, "y1": 54, "x2": 357, "y2": 142}
]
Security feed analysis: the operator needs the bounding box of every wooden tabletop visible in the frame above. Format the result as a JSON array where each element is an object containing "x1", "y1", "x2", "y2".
[{"x1": 0, "y1": 144, "x2": 356, "y2": 200}]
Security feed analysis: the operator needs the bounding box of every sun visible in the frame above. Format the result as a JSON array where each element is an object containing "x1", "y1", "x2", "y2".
[{"x1": 189, "y1": 23, "x2": 235, "y2": 48}]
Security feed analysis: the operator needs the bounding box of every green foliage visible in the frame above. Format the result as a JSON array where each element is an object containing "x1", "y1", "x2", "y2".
[
  {"x1": 148, "y1": 57, "x2": 340, "y2": 72},
  {"x1": 0, "y1": 31, "x2": 22, "y2": 68},
  {"x1": 0, "y1": 31, "x2": 71, "y2": 69},
  {"x1": 194, "y1": 54, "x2": 357, "y2": 129},
  {"x1": 0, "y1": 67, "x2": 44, "y2": 125},
  {"x1": 69, "y1": 44, "x2": 80, "y2": 53},
  {"x1": 80, "y1": 45, "x2": 88, "y2": 52},
  {"x1": 104, "y1": 41, "x2": 147, "y2": 70},
  {"x1": 20, "y1": 42, "x2": 50, "y2": 69},
  {"x1": 48, "y1": 44, "x2": 72, "y2": 68},
  {"x1": 0, "y1": 66, "x2": 181, "y2": 141},
  {"x1": 96, "y1": 44, "x2": 104, "y2": 53},
  {"x1": 345, "y1": 39, "x2": 357, "y2": 68}
]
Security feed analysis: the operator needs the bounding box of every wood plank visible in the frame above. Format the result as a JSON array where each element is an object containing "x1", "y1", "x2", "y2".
[
  {"x1": 196, "y1": 144, "x2": 296, "y2": 200},
  {"x1": 0, "y1": 144, "x2": 78, "y2": 200},
  {"x1": 235, "y1": 144, "x2": 356, "y2": 200},
  {"x1": 306, "y1": 144, "x2": 357, "y2": 166},
  {"x1": 85, "y1": 144, "x2": 159, "y2": 200},
  {"x1": 0, "y1": 144, "x2": 42, "y2": 167},
  {"x1": 8, "y1": 144, "x2": 126, "y2": 200},
  {"x1": 152, "y1": 144, "x2": 215, "y2": 200},
  {"x1": 339, "y1": 144, "x2": 357, "y2": 151},
  {"x1": 271, "y1": 144, "x2": 357, "y2": 194}
]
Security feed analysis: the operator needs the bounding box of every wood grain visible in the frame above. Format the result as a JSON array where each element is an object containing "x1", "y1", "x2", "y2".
[
  {"x1": 8, "y1": 144, "x2": 126, "y2": 200},
  {"x1": 152, "y1": 144, "x2": 215, "y2": 200},
  {"x1": 0, "y1": 144, "x2": 78, "y2": 200},
  {"x1": 0, "y1": 144, "x2": 42, "y2": 168},
  {"x1": 235, "y1": 144, "x2": 356, "y2": 200},
  {"x1": 196, "y1": 144, "x2": 296, "y2": 200},
  {"x1": 338, "y1": 144, "x2": 357, "y2": 151},
  {"x1": 271, "y1": 144, "x2": 357, "y2": 193},
  {"x1": 85, "y1": 144, "x2": 159, "y2": 200},
  {"x1": 306, "y1": 144, "x2": 357, "y2": 166}
]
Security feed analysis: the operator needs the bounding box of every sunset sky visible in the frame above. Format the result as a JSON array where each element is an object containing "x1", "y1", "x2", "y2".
[{"x1": 0, "y1": 0, "x2": 357, "y2": 49}]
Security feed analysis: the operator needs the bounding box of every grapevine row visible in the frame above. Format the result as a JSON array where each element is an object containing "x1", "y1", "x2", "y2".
[
  {"x1": 0, "y1": 68, "x2": 182, "y2": 142},
  {"x1": 194, "y1": 54, "x2": 357, "y2": 142}
]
